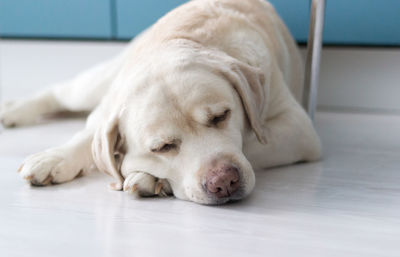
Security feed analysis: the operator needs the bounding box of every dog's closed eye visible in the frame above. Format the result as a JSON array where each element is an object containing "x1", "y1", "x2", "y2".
[
  {"x1": 209, "y1": 109, "x2": 231, "y2": 127},
  {"x1": 151, "y1": 139, "x2": 181, "y2": 153},
  {"x1": 152, "y1": 143, "x2": 176, "y2": 153}
]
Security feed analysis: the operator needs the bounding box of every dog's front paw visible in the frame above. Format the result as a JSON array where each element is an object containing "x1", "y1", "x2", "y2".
[
  {"x1": 0, "y1": 100, "x2": 39, "y2": 127},
  {"x1": 19, "y1": 150, "x2": 82, "y2": 186},
  {"x1": 123, "y1": 172, "x2": 172, "y2": 197}
]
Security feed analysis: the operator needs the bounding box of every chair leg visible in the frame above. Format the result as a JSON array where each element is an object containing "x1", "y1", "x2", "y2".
[{"x1": 303, "y1": 0, "x2": 326, "y2": 121}]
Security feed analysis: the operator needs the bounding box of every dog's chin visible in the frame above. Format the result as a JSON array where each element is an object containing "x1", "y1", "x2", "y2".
[{"x1": 192, "y1": 187, "x2": 247, "y2": 205}]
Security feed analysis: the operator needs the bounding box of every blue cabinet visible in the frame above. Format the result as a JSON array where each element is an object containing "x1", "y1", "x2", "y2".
[
  {"x1": 0, "y1": 0, "x2": 399, "y2": 45},
  {"x1": 0, "y1": 0, "x2": 112, "y2": 39},
  {"x1": 323, "y1": 0, "x2": 400, "y2": 45}
]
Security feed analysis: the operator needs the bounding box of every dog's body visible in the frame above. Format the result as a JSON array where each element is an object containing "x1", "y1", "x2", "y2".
[{"x1": 0, "y1": 0, "x2": 321, "y2": 204}]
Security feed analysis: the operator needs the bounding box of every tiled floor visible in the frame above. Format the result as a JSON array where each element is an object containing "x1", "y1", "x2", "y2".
[{"x1": 0, "y1": 40, "x2": 400, "y2": 257}]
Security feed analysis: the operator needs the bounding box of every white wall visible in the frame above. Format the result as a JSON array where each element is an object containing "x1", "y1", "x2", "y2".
[{"x1": 1, "y1": 40, "x2": 399, "y2": 113}]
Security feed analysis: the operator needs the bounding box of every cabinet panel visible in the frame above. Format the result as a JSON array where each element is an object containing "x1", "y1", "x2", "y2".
[
  {"x1": 324, "y1": 0, "x2": 400, "y2": 45},
  {"x1": 269, "y1": 0, "x2": 310, "y2": 42},
  {"x1": 116, "y1": 0, "x2": 185, "y2": 39},
  {"x1": 0, "y1": 0, "x2": 112, "y2": 39}
]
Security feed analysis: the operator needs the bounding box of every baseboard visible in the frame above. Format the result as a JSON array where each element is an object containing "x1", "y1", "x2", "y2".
[{"x1": 306, "y1": 47, "x2": 400, "y2": 113}]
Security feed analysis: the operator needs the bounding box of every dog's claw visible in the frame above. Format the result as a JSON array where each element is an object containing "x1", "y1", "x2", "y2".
[
  {"x1": 155, "y1": 182, "x2": 163, "y2": 195},
  {"x1": 109, "y1": 182, "x2": 123, "y2": 191},
  {"x1": 130, "y1": 184, "x2": 138, "y2": 193},
  {"x1": 23, "y1": 175, "x2": 34, "y2": 181},
  {"x1": 17, "y1": 164, "x2": 24, "y2": 173}
]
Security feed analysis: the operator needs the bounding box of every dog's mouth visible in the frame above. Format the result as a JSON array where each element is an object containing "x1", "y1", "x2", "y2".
[{"x1": 203, "y1": 187, "x2": 246, "y2": 205}]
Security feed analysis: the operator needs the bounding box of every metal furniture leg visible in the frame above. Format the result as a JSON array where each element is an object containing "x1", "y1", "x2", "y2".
[{"x1": 303, "y1": 0, "x2": 326, "y2": 121}]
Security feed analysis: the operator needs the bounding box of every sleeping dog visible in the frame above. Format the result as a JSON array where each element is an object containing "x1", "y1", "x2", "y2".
[{"x1": 0, "y1": 0, "x2": 321, "y2": 205}]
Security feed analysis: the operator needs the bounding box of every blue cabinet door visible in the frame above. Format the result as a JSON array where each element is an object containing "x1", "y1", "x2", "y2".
[
  {"x1": 0, "y1": 0, "x2": 112, "y2": 39},
  {"x1": 269, "y1": 0, "x2": 310, "y2": 43},
  {"x1": 115, "y1": 0, "x2": 185, "y2": 39},
  {"x1": 324, "y1": 0, "x2": 400, "y2": 45},
  {"x1": 116, "y1": 0, "x2": 310, "y2": 42}
]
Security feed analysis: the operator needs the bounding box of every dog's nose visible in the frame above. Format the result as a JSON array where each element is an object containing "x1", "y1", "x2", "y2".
[{"x1": 205, "y1": 165, "x2": 240, "y2": 198}]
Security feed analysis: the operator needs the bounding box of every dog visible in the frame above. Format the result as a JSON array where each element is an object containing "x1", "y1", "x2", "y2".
[{"x1": 0, "y1": 0, "x2": 321, "y2": 205}]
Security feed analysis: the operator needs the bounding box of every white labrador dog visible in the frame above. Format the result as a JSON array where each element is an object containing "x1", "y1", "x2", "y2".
[{"x1": 0, "y1": 0, "x2": 321, "y2": 205}]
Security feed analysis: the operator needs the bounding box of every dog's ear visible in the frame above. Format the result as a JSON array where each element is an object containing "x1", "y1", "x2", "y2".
[
  {"x1": 202, "y1": 49, "x2": 269, "y2": 144},
  {"x1": 92, "y1": 113, "x2": 125, "y2": 190}
]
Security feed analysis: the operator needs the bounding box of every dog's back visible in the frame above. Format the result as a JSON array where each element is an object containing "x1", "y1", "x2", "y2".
[{"x1": 136, "y1": 0, "x2": 304, "y2": 102}]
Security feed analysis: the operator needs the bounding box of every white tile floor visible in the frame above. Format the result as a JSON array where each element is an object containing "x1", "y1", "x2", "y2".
[{"x1": 0, "y1": 40, "x2": 400, "y2": 257}]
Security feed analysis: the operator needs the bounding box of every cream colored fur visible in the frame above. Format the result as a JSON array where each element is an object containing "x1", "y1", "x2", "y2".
[{"x1": 0, "y1": 0, "x2": 321, "y2": 205}]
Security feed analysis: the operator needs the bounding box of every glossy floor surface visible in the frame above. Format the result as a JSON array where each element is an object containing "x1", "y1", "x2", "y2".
[{"x1": 1, "y1": 111, "x2": 399, "y2": 257}]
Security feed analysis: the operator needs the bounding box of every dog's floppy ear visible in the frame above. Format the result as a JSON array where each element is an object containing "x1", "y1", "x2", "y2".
[
  {"x1": 202, "y1": 49, "x2": 269, "y2": 144},
  {"x1": 92, "y1": 113, "x2": 125, "y2": 190}
]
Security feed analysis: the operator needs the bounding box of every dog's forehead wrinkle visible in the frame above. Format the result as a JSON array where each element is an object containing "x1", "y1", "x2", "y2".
[{"x1": 128, "y1": 77, "x2": 232, "y2": 135}]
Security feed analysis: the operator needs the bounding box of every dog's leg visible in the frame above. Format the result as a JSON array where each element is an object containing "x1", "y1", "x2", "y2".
[
  {"x1": 244, "y1": 104, "x2": 322, "y2": 169},
  {"x1": 0, "y1": 56, "x2": 123, "y2": 128},
  {"x1": 0, "y1": 90, "x2": 64, "y2": 127},
  {"x1": 18, "y1": 128, "x2": 94, "y2": 185},
  {"x1": 17, "y1": 100, "x2": 110, "y2": 184},
  {"x1": 16, "y1": 99, "x2": 111, "y2": 185}
]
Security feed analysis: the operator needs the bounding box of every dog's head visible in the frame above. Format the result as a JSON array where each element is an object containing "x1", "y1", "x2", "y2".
[{"x1": 92, "y1": 44, "x2": 269, "y2": 204}]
